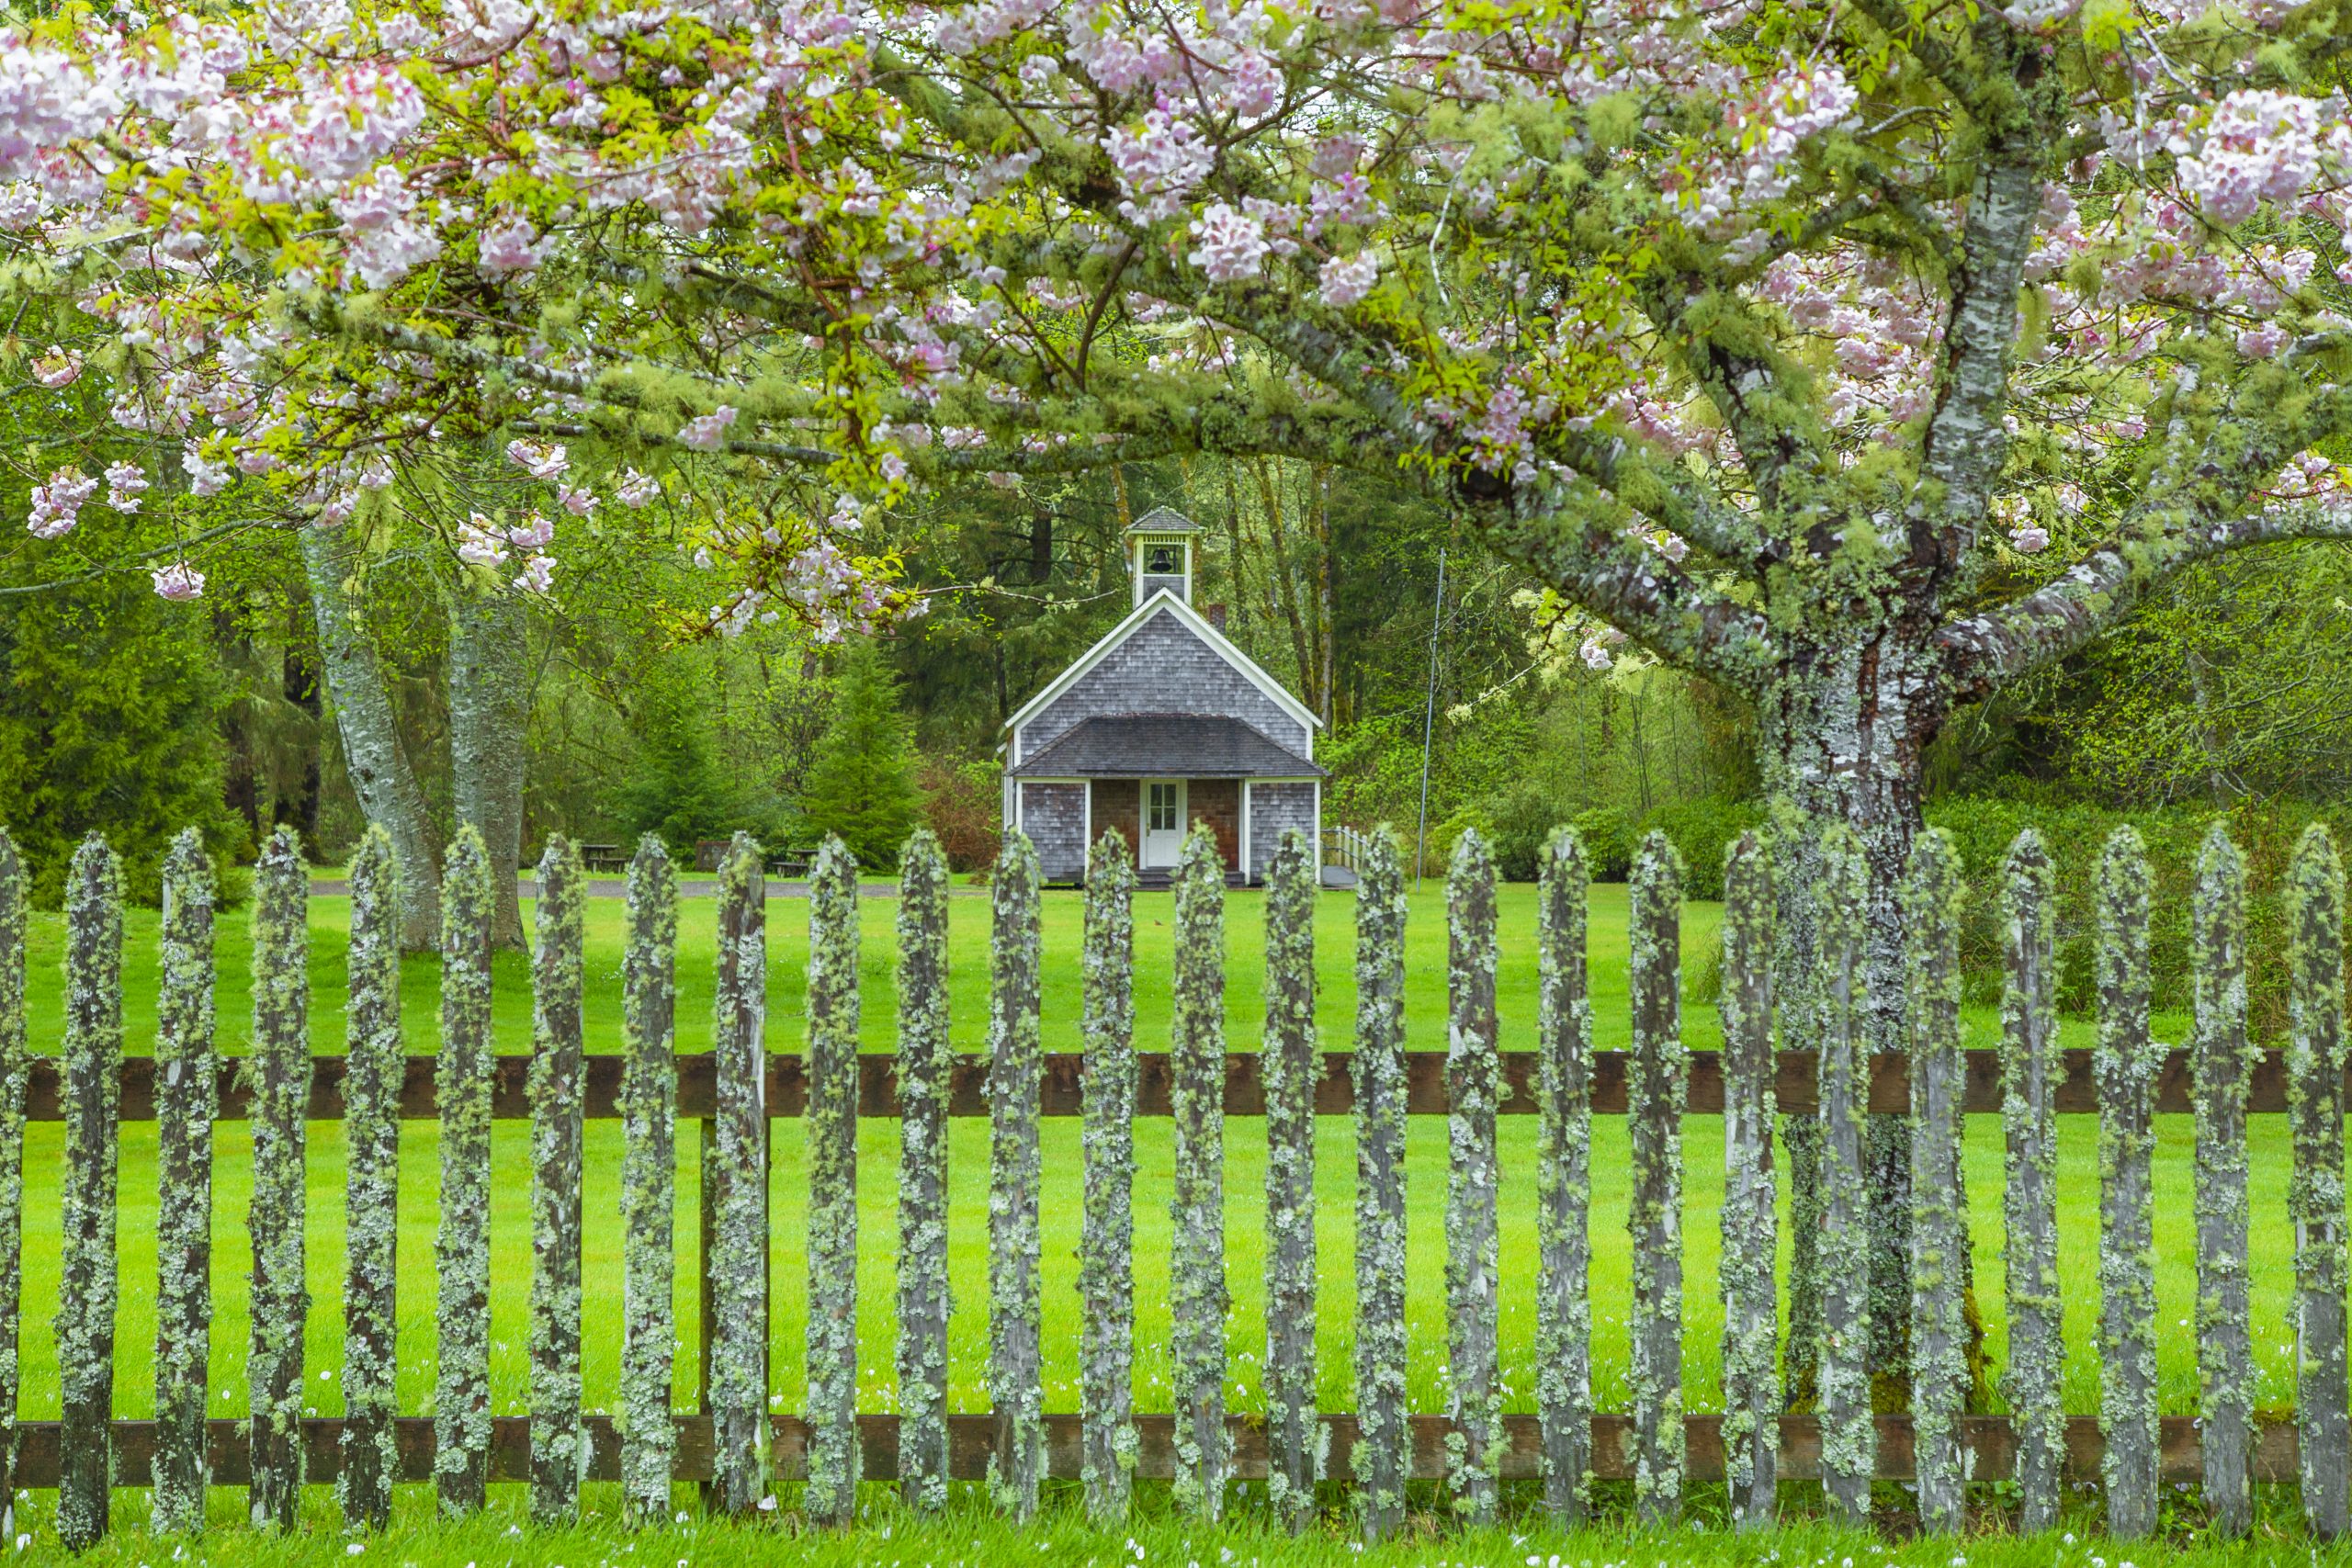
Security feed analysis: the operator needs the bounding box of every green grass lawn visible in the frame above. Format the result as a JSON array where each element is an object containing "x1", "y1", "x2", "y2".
[{"x1": 5, "y1": 881, "x2": 2286, "y2": 1461}]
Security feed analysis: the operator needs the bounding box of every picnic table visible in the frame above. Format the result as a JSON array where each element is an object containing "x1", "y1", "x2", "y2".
[{"x1": 578, "y1": 842, "x2": 628, "y2": 874}]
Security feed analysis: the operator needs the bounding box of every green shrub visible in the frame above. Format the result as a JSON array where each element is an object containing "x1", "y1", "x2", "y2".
[
  {"x1": 800, "y1": 640, "x2": 923, "y2": 869},
  {"x1": 1570, "y1": 806, "x2": 1636, "y2": 881},
  {"x1": 1637, "y1": 796, "x2": 1765, "y2": 901}
]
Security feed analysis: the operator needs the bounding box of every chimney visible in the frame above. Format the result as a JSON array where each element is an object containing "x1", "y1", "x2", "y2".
[{"x1": 1204, "y1": 603, "x2": 1228, "y2": 633}]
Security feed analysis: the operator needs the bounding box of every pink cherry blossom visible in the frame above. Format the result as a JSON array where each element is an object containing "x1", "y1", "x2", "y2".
[
  {"x1": 1187, "y1": 202, "x2": 1269, "y2": 283},
  {"x1": 27, "y1": 467, "x2": 96, "y2": 539},
  {"x1": 105, "y1": 460, "x2": 149, "y2": 512},
  {"x1": 151, "y1": 559, "x2": 205, "y2": 601},
  {"x1": 1318, "y1": 252, "x2": 1380, "y2": 308},
  {"x1": 615, "y1": 468, "x2": 662, "y2": 507},
  {"x1": 477, "y1": 215, "x2": 550, "y2": 278},
  {"x1": 458, "y1": 512, "x2": 509, "y2": 568},
  {"x1": 514, "y1": 553, "x2": 556, "y2": 593},
  {"x1": 31, "y1": 347, "x2": 81, "y2": 388},
  {"x1": 505, "y1": 438, "x2": 569, "y2": 480},
  {"x1": 678, "y1": 406, "x2": 740, "y2": 450}
]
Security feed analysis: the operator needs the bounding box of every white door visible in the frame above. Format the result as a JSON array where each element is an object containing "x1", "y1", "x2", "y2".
[{"x1": 1142, "y1": 779, "x2": 1186, "y2": 868}]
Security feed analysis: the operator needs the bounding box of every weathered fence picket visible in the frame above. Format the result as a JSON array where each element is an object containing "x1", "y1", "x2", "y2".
[
  {"x1": 153, "y1": 830, "x2": 214, "y2": 1536},
  {"x1": 2193, "y1": 824, "x2": 2254, "y2": 1537},
  {"x1": 988, "y1": 831, "x2": 1045, "y2": 1520},
  {"x1": 529, "y1": 835, "x2": 587, "y2": 1523},
  {"x1": 1536, "y1": 826, "x2": 1593, "y2": 1525},
  {"x1": 618, "y1": 836, "x2": 678, "y2": 1522},
  {"x1": 805, "y1": 836, "x2": 862, "y2": 1528},
  {"x1": 57, "y1": 836, "x2": 122, "y2": 1551},
  {"x1": 1717, "y1": 830, "x2": 1775, "y2": 1530},
  {"x1": 1080, "y1": 830, "x2": 1137, "y2": 1523},
  {"x1": 2098, "y1": 827, "x2": 2162, "y2": 1539},
  {"x1": 246, "y1": 828, "x2": 310, "y2": 1530},
  {"x1": 2001, "y1": 829, "x2": 2064, "y2": 1531},
  {"x1": 1626, "y1": 830, "x2": 1684, "y2": 1526},
  {"x1": 339, "y1": 827, "x2": 401, "y2": 1532},
  {"x1": 2289, "y1": 825, "x2": 2349, "y2": 1540},
  {"x1": 1815, "y1": 827, "x2": 1872, "y2": 1522},
  {"x1": 1905, "y1": 829, "x2": 1968, "y2": 1534},
  {"x1": 706, "y1": 833, "x2": 768, "y2": 1516},
  {"x1": 435, "y1": 827, "x2": 495, "y2": 1516},
  {"x1": 1263, "y1": 829, "x2": 1320, "y2": 1530},
  {"x1": 1445, "y1": 830, "x2": 1502, "y2": 1524},
  {"x1": 0, "y1": 832, "x2": 24, "y2": 1528},
  {"x1": 1170, "y1": 825, "x2": 1228, "y2": 1517},
  {"x1": 897, "y1": 829, "x2": 953, "y2": 1514},
  {"x1": 1352, "y1": 829, "x2": 1409, "y2": 1541}
]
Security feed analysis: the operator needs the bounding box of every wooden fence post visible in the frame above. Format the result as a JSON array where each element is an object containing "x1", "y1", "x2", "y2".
[
  {"x1": 897, "y1": 829, "x2": 953, "y2": 1514},
  {"x1": 988, "y1": 830, "x2": 1045, "y2": 1519},
  {"x1": 1905, "y1": 829, "x2": 1968, "y2": 1533},
  {"x1": 1445, "y1": 829, "x2": 1501, "y2": 1525},
  {"x1": 1627, "y1": 829, "x2": 1685, "y2": 1527},
  {"x1": 805, "y1": 836, "x2": 862, "y2": 1527},
  {"x1": 153, "y1": 831, "x2": 215, "y2": 1535},
  {"x1": 2098, "y1": 826, "x2": 2160, "y2": 1539},
  {"x1": 2192, "y1": 825, "x2": 2254, "y2": 1537},
  {"x1": 0, "y1": 831, "x2": 26, "y2": 1533},
  {"x1": 56, "y1": 835, "x2": 121, "y2": 1551},
  {"x1": 530, "y1": 835, "x2": 587, "y2": 1523},
  {"x1": 340, "y1": 826, "x2": 401, "y2": 1531},
  {"x1": 1170, "y1": 824, "x2": 1229, "y2": 1518},
  {"x1": 1999, "y1": 829, "x2": 2064, "y2": 1532},
  {"x1": 1080, "y1": 830, "x2": 1137, "y2": 1523},
  {"x1": 246, "y1": 826, "x2": 310, "y2": 1530},
  {"x1": 2290, "y1": 824, "x2": 2349, "y2": 1540},
  {"x1": 435, "y1": 825, "x2": 496, "y2": 1516},
  {"x1": 1536, "y1": 826, "x2": 1593, "y2": 1525},
  {"x1": 1718, "y1": 830, "x2": 1776, "y2": 1529},
  {"x1": 620, "y1": 836, "x2": 679, "y2": 1523},
  {"x1": 1353, "y1": 828, "x2": 1409, "y2": 1541},
  {"x1": 707, "y1": 832, "x2": 769, "y2": 1516},
  {"x1": 1265, "y1": 829, "x2": 1321, "y2": 1530},
  {"x1": 1815, "y1": 826, "x2": 1872, "y2": 1522}
]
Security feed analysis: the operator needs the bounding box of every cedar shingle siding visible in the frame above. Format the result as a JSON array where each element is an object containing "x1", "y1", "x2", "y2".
[
  {"x1": 1018, "y1": 783, "x2": 1087, "y2": 882},
  {"x1": 1248, "y1": 784, "x2": 1317, "y2": 881},
  {"x1": 1016, "y1": 609, "x2": 1310, "y2": 761}
]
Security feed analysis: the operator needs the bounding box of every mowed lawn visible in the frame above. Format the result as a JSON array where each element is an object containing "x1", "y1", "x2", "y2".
[{"x1": 8, "y1": 876, "x2": 2291, "y2": 1431}]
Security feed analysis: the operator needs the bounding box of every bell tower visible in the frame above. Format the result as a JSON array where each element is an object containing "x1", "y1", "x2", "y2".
[{"x1": 1125, "y1": 506, "x2": 1199, "y2": 607}]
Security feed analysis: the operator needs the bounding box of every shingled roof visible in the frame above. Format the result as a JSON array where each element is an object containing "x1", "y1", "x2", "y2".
[{"x1": 1009, "y1": 715, "x2": 1325, "y2": 778}]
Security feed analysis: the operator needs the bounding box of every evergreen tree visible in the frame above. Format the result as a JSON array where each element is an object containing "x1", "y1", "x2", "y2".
[{"x1": 800, "y1": 641, "x2": 921, "y2": 868}]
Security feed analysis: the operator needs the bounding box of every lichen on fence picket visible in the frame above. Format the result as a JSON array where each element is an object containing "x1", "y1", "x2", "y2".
[
  {"x1": 1999, "y1": 829, "x2": 2064, "y2": 1532},
  {"x1": 805, "y1": 835, "x2": 862, "y2": 1528},
  {"x1": 435, "y1": 826, "x2": 496, "y2": 1516},
  {"x1": 1814, "y1": 826, "x2": 1871, "y2": 1522},
  {"x1": 1905, "y1": 829, "x2": 1968, "y2": 1534},
  {"x1": 153, "y1": 829, "x2": 215, "y2": 1536},
  {"x1": 1353, "y1": 829, "x2": 1409, "y2": 1540},
  {"x1": 529, "y1": 835, "x2": 587, "y2": 1523},
  {"x1": 2191, "y1": 825, "x2": 2254, "y2": 1536},
  {"x1": 1445, "y1": 829, "x2": 1503, "y2": 1525},
  {"x1": 1626, "y1": 829, "x2": 1686, "y2": 1526},
  {"x1": 2289, "y1": 824, "x2": 2349, "y2": 1540},
  {"x1": 1716, "y1": 830, "x2": 1775, "y2": 1530},
  {"x1": 57, "y1": 834, "x2": 122, "y2": 1551},
  {"x1": 0, "y1": 831, "x2": 26, "y2": 1529},
  {"x1": 619, "y1": 835, "x2": 678, "y2": 1523},
  {"x1": 1535, "y1": 827, "x2": 1593, "y2": 1524},
  {"x1": 707, "y1": 832, "x2": 770, "y2": 1516},
  {"x1": 987, "y1": 829, "x2": 1046, "y2": 1519},
  {"x1": 896, "y1": 829, "x2": 953, "y2": 1514},
  {"x1": 1080, "y1": 830, "x2": 1138, "y2": 1525},
  {"x1": 246, "y1": 827, "x2": 311, "y2": 1530},
  {"x1": 339, "y1": 826, "x2": 401, "y2": 1532},
  {"x1": 1264, "y1": 829, "x2": 1323, "y2": 1531},
  {"x1": 1170, "y1": 824, "x2": 1229, "y2": 1518},
  {"x1": 2097, "y1": 827, "x2": 2161, "y2": 1539}
]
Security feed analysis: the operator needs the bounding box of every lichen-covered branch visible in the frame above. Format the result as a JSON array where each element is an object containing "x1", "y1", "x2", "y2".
[
  {"x1": 2097, "y1": 827, "x2": 2160, "y2": 1539},
  {"x1": 1263, "y1": 829, "x2": 1322, "y2": 1531},
  {"x1": 1905, "y1": 829, "x2": 1968, "y2": 1533},
  {"x1": 1999, "y1": 830, "x2": 2064, "y2": 1532},
  {"x1": 56, "y1": 836, "x2": 121, "y2": 1551},
  {"x1": 0, "y1": 832, "x2": 26, "y2": 1530},
  {"x1": 1170, "y1": 824, "x2": 1229, "y2": 1518},
  {"x1": 246, "y1": 827, "x2": 311, "y2": 1531},
  {"x1": 986, "y1": 829, "x2": 1045, "y2": 1519},
  {"x1": 530, "y1": 835, "x2": 587, "y2": 1523},
  {"x1": 1627, "y1": 830, "x2": 1686, "y2": 1525},
  {"x1": 1080, "y1": 830, "x2": 1137, "y2": 1524},
  {"x1": 2192, "y1": 826, "x2": 2254, "y2": 1537},
  {"x1": 896, "y1": 829, "x2": 952, "y2": 1514},
  {"x1": 153, "y1": 830, "x2": 215, "y2": 1536},
  {"x1": 1815, "y1": 826, "x2": 1872, "y2": 1522},
  {"x1": 805, "y1": 835, "x2": 862, "y2": 1527},
  {"x1": 707, "y1": 832, "x2": 770, "y2": 1516},
  {"x1": 339, "y1": 826, "x2": 402, "y2": 1532},
  {"x1": 435, "y1": 826, "x2": 496, "y2": 1516},
  {"x1": 1444, "y1": 829, "x2": 1502, "y2": 1525},
  {"x1": 1352, "y1": 829, "x2": 1409, "y2": 1541},
  {"x1": 1717, "y1": 830, "x2": 1776, "y2": 1529},
  {"x1": 619, "y1": 836, "x2": 679, "y2": 1523},
  {"x1": 2289, "y1": 825, "x2": 2349, "y2": 1540}
]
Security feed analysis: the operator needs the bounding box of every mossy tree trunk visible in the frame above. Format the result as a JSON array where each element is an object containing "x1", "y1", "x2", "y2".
[
  {"x1": 1080, "y1": 831, "x2": 1138, "y2": 1524},
  {"x1": 1717, "y1": 830, "x2": 1776, "y2": 1529},
  {"x1": 57, "y1": 835, "x2": 122, "y2": 1551},
  {"x1": 1815, "y1": 827, "x2": 1873, "y2": 1522},
  {"x1": 1170, "y1": 825, "x2": 1229, "y2": 1518},
  {"x1": 2097, "y1": 828, "x2": 2160, "y2": 1540},
  {"x1": 707, "y1": 833, "x2": 770, "y2": 1516},
  {"x1": 1264, "y1": 829, "x2": 1321, "y2": 1530},
  {"x1": 339, "y1": 826, "x2": 402, "y2": 1531},
  {"x1": 1998, "y1": 830, "x2": 2064, "y2": 1532},
  {"x1": 896, "y1": 829, "x2": 953, "y2": 1514},
  {"x1": 246, "y1": 827, "x2": 311, "y2": 1531},
  {"x1": 1905, "y1": 829, "x2": 1968, "y2": 1534},
  {"x1": 2289, "y1": 825, "x2": 2349, "y2": 1540},
  {"x1": 2191, "y1": 826, "x2": 2254, "y2": 1538},
  {"x1": 988, "y1": 830, "x2": 1046, "y2": 1519},
  {"x1": 435, "y1": 826, "x2": 496, "y2": 1516},
  {"x1": 1626, "y1": 830, "x2": 1686, "y2": 1526},
  {"x1": 1352, "y1": 829, "x2": 1409, "y2": 1540},
  {"x1": 153, "y1": 830, "x2": 215, "y2": 1536},
  {"x1": 1444, "y1": 829, "x2": 1501, "y2": 1525},
  {"x1": 805, "y1": 836, "x2": 862, "y2": 1527},
  {"x1": 619, "y1": 837, "x2": 679, "y2": 1523},
  {"x1": 529, "y1": 835, "x2": 587, "y2": 1523}
]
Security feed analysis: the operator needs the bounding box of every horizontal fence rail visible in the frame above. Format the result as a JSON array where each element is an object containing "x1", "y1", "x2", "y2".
[{"x1": 25, "y1": 1047, "x2": 2333, "y2": 1121}]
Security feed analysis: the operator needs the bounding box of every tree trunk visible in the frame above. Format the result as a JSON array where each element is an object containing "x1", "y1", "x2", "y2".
[
  {"x1": 449, "y1": 586, "x2": 530, "y2": 949},
  {"x1": 300, "y1": 525, "x2": 443, "y2": 950}
]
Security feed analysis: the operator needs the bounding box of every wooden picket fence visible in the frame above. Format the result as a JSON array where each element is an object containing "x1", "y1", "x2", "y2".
[{"x1": 2, "y1": 811, "x2": 2348, "y2": 1545}]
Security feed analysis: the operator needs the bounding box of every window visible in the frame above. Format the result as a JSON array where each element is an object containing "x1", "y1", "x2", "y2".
[
  {"x1": 1148, "y1": 782, "x2": 1180, "y2": 831},
  {"x1": 1145, "y1": 543, "x2": 1182, "y2": 575}
]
